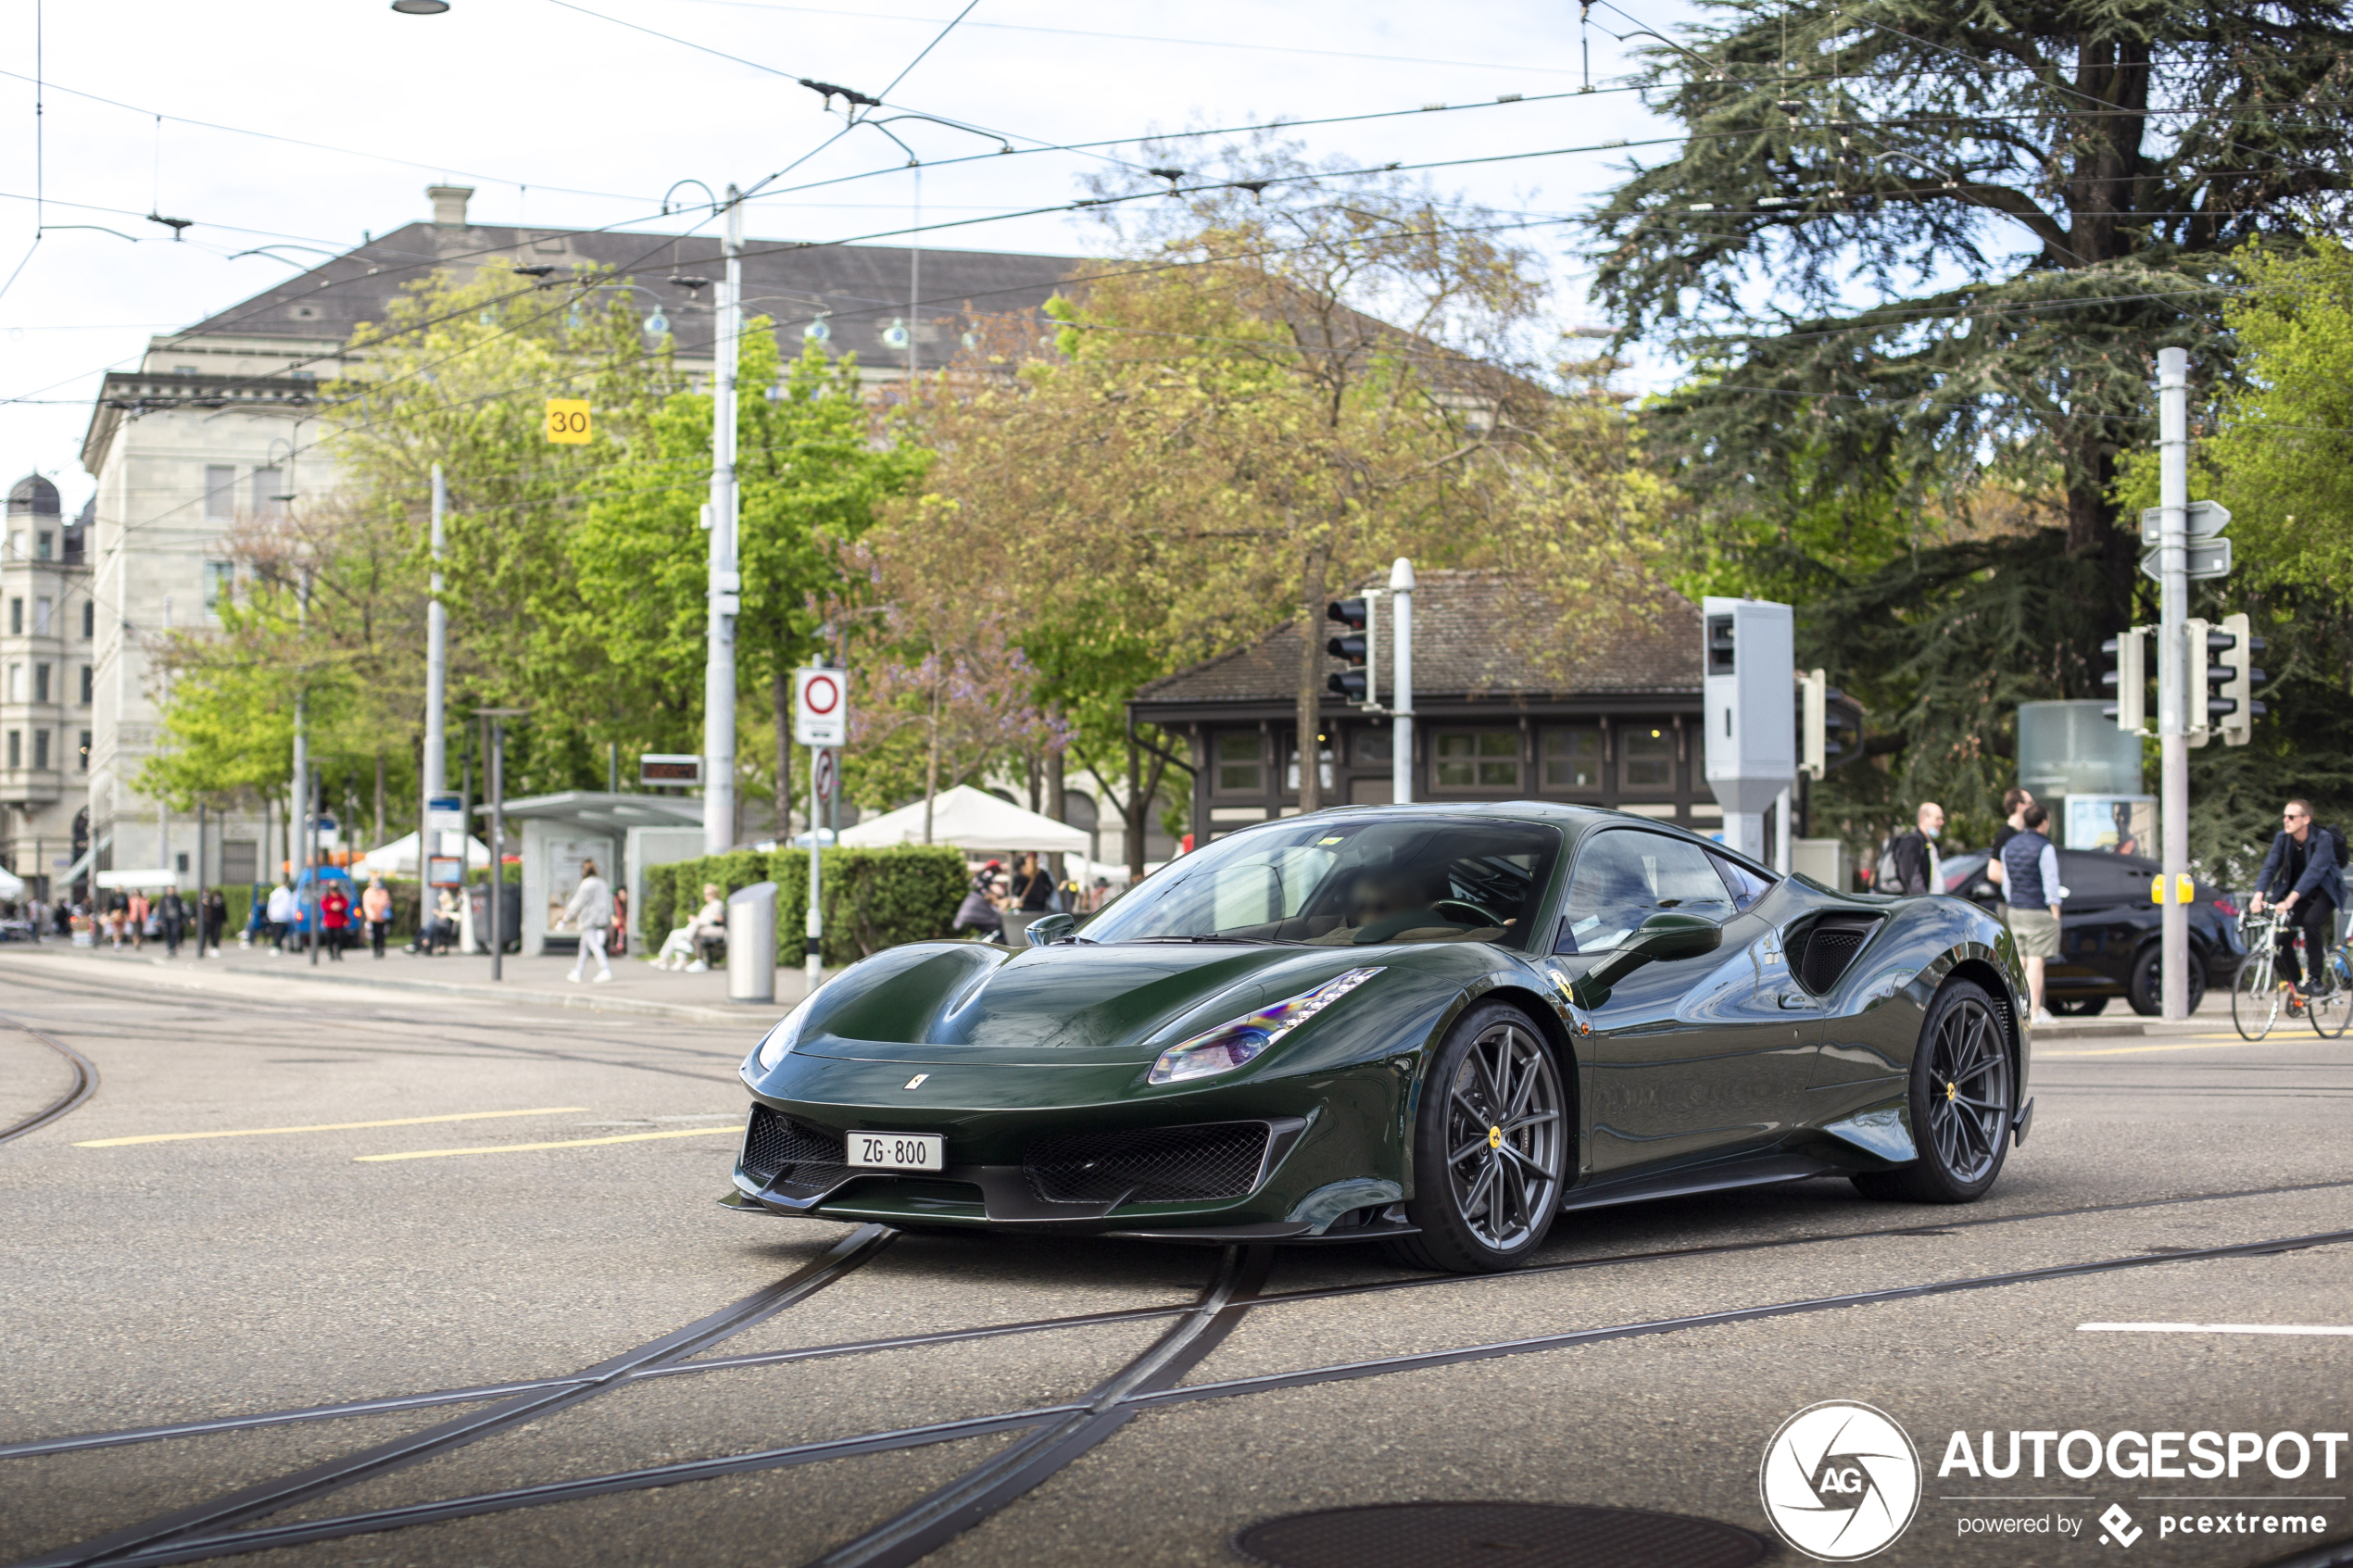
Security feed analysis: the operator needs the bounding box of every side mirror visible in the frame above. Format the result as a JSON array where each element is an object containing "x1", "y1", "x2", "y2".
[
  {"x1": 1026, "y1": 912, "x2": 1077, "y2": 947},
  {"x1": 1572, "y1": 912, "x2": 1722, "y2": 1010}
]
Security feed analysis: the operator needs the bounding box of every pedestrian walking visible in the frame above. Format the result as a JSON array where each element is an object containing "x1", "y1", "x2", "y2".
[
  {"x1": 1986, "y1": 787, "x2": 2033, "y2": 891},
  {"x1": 1878, "y1": 802, "x2": 1946, "y2": 896},
  {"x1": 200, "y1": 887, "x2": 227, "y2": 956},
  {"x1": 564, "y1": 859, "x2": 615, "y2": 984},
  {"x1": 361, "y1": 876, "x2": 393, "y2": 960},
  {"x1": 320, "y1": 881, "x2": 351, "y2": 960},
  {"x1": 159, "y1": 888, "x2": 188, "y2": 958},
  {"x1": 2250, "y1": 798, "x2": 2346, "y2": 1000},
  {"x1": 265, "y1": 879, "x2": 297, "y2": 953},
  {"x1": 127, "y1": 889, "x2": 150, "y2": 950},
  {"x1": 1998, "y1": 803, "x2": 2068, "y2": 1026}
]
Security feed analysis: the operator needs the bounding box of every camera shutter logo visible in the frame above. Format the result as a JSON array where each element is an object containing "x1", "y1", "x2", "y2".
[{"x1": 1759, "y1": 1400, "x2": 1922, "y2": 1561}]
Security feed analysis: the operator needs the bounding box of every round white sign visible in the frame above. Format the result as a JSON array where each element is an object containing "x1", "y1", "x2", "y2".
[{"x1": 1758, "y1": 1400, "x2": 1920, "y2": 1562}]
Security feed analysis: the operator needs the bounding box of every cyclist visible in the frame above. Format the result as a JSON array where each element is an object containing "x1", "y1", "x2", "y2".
[{"x1": 2250, "y1": 799, "x2": 2343, "y2": 999}]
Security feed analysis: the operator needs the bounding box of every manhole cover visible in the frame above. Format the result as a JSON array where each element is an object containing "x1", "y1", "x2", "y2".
[{"x1": 1234, "y1": 1502, "x2": 1765, "y2": 1568}]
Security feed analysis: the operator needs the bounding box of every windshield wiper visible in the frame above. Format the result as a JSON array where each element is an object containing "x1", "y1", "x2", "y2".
[{"x1": 1121, "y1": 935, "x2": 1300, "y2": 946}]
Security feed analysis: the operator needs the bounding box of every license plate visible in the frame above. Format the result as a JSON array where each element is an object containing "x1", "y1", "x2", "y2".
[{"x1": 847, "y1": 1131, "x2": 944, "y2": 1172}]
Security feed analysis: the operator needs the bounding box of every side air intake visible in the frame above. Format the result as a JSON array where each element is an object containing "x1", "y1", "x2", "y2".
[{"x1": 1793, "y1": 912, "x2": 1884, "y2": 994}]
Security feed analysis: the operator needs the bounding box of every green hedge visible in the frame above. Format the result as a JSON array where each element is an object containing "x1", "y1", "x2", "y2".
[{"x1": 640, "y1": 846, "x2": 969, "y2": 966}]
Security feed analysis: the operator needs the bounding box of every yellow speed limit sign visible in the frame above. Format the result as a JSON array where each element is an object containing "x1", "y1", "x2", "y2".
[{"x1": 545, "y1": 399, "x2": 592, "y2": 445}]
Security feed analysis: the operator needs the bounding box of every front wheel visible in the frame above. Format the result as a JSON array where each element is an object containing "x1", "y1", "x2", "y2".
[
  {"x1": 2233, "y1": 950, "x2": 2282, "y2": 1041},
  {"x1": 1853, "y1": 979, "x2": 2013, "y2": 1204},
  {"x1": 1388, "y1": 1002, "x2": 1567, "y2": 1273}
]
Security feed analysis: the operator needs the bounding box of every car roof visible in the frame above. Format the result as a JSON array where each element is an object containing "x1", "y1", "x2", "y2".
[{"x1": 1244, "y1": 800, "x2": 1770, "y2": 871}]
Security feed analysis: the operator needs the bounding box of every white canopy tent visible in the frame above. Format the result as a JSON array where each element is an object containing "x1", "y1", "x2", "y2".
[
  {"x1": 354, "y1": 832, "x2": 494, "y2": 879},
  {"x1": 836, "y1": 785, "x2": 1090, "y2": 857},
  {"x1": 94, "y1": 868, "x2": 178, "y2": 890},
  {"x1": 0, "y1": 865, "x2": 26, "y2": 900}
]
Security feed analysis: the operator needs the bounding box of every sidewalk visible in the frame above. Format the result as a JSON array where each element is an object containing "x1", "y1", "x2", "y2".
[
  {"x1": 2030, "y1": 993, "x2": 2241, "y2": 1041},
  {"x1": 0, "y1": 936, "x2": 813, "y2": 1024}
]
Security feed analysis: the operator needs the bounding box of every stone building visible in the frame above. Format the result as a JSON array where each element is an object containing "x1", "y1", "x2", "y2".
[{"x1": 0, "y1": 476, "x2": 95, "y2": 897}]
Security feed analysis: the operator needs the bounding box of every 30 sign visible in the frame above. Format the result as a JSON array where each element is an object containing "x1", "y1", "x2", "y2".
[{"x1": 545, "y1": 399, "x2": 592, "y2": 445}]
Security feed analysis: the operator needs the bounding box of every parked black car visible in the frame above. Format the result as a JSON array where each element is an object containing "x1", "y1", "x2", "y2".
[{"x1": 1938, "y1": 849, "x2": 2243, "y2": 1016}]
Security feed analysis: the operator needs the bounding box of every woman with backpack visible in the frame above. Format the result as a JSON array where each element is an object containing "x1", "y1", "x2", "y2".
[{"x1": 2251, "y1": 800, "x2": 2345, "y2": 999}]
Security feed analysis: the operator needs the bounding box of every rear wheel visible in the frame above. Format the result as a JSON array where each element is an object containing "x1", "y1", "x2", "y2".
[
  {"x1": 2129, "y1": 943, "x2": 2208, "y2": 1017},
  {"x1": 1853, "y1": 979, "x2": 2012, "y2": 1204},
  {"x1": 2048, "y1": 997, "x2": 2108, "y2": 1017},
  {"x1": 2310, "y1": 952, "x2": 2352, "y2": 1040},
  {"x1": 1387, "y1": 1002, "x2": 1567, "y2": 1273},
  {"x1": 2233, "y1": 950, "x2": 2283, "y2": 1041}
]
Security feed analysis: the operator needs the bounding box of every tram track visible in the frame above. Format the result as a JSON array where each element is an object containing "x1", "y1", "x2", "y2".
[
  {"x1": 35, "y1": 1221, "x2": 2353, "y2": 1568},
  {"x1": 0, "y1": 1016, "x2": 99, "y2": 1146}
]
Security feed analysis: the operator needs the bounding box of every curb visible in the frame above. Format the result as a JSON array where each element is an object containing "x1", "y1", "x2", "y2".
[{"x1": 0, "y1": 947, "x2": 782, "y2": 1027}]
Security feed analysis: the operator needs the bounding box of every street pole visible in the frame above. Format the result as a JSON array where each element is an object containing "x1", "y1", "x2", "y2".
[
  {"x1": 807, "y1": 746, "x2": 824, "y2": 994},
  {"x1": 487, "y1": 715, "x2": 506, "y2": 983},
  {"x1": 423, "y1": 463, "x2": 447, "y2": 802},
  {"x1": 702, "y1": 187, "x2": 744, "y2": 856},
  {"x1": 1390, "y1": 558, "x2": 1415, "y2": 805},
  {"x1": 308, "y1": 768, "x2": 321, "y2": 967},
  {"x1": 2157, "y1": 346, "x2": 2190, "y2": 1022}
]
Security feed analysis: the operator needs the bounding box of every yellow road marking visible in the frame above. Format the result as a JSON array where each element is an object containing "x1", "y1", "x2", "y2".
[
  {"x1": 75, "y1": 1108, "x2": 592, "y2": 1148},
  {"x1": 356, "y1": 1126, "x2": 738, "y2": 1162},
  {"x1": 2041, "y1": 1035, "x2": 2315, "y2": 1058}
]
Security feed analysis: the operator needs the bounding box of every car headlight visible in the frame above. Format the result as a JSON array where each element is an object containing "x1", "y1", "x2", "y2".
[
  {"x1": 751, "y1": 987, "x2": 825, "y2": 1073},
  {"x1": 1148, "y1": 967, "x2": 1381, "y2": 1086}
]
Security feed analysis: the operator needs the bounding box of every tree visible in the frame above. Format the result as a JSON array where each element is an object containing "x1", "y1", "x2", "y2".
[{"x1": 1588, "y1": 1, "x2": 2353, "y2": 621}]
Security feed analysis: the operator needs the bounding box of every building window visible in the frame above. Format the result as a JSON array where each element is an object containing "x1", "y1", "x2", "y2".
[
  {"x1": 1351, "y1": 729, "x2": 1393, "y2": 767},
  {"x1": 1213, "y1": 733, "x2": 1265, "y2": 795},
  {"x1": 34, "y1": 596, "x2": 50, "y2": 634},
  {"x1": 35, "y1": 532, "x2": 52, "y2": 561},
  {"x1": 79, "y1": 664, "x2": 91, "y2": 705},
  {"x1": 1541, "y1": 728, "x2": 1603, "y2": 791},
  {"x1": 253, "y1": 468, "x2": 286, "y2": 520},
  {"x1": 32, "y1": 664, "x2": 48, "y2": 704},
  {"x1": 7, "y1": 599, "x2": 19, "y2": 634},
  {"x1": 5, "y1": 732, "x2": 17, "y2": 769},
  {"x1": 222, "y1": 839, "x2": 258, "y2": 884},
  {"x1": 1434, "y1": 731, "x2": 1521, "y2": 792},
  {"x1": 6, "y1": 665, "x2": 19, "y2": 702},
  {"x1": 1621, "y1": 724, "x2": 1675, "y2": 793},
  {"x1": 77, "y1": 729, "x2": 90, "y2": 771},
  {"x1": 81, "y1": 600, "x2": 94, "y2": 638},
  {"x1": 1284, "y1": 734, "x2": 1335, "y2": 793},
  {"x1": 31, "y1": 730, "x2": 47, "y2": 769},
  {"x1": 204, "y1": 560, "x2": 235, "y2": 615},
  {"x1": 205, "y1": 466, "x2": 236, "y2": 521}
]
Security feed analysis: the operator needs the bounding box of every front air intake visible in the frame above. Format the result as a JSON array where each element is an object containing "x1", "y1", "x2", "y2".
[
  {"x1": 740, "y1": 1106, "x2": 849, "y2": 1197},
  {"x1": 1025, "y1": 1122, "x2": 1273, "y2": 1205}
]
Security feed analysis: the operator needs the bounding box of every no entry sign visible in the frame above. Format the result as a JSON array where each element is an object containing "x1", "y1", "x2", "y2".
[{"x1": 794, "y1": 668, "x2": 849, "y2": 746}]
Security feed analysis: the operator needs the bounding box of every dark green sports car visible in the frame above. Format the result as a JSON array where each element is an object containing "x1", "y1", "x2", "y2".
[{"x1": 727, "y1": 804, "x2": 2032, "y2": 1273}]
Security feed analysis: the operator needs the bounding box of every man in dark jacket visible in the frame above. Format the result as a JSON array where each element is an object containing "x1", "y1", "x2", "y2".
[
  {"x1": 1884, "y1": 802, "x2": 1946, "y2": 896},
  {"x1": 2252, "y1": 798, "x2": 2344, "y2": 996}
]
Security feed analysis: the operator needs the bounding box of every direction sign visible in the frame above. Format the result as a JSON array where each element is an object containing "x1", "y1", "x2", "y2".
[
  {"x1": 2138, "y1": 498, "x2": 2231, "y2": 546},
  {"x1": 2139, "y1": 536, "x2": 2233, "y2": 583},
  {"x1": 794, "y1": 668, "x2": 849, "y2": 746},
  {"x1": 813, "y1": 748, "x2": 838, "y2": 804}
]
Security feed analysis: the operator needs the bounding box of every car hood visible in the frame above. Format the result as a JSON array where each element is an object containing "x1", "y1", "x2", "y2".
[{"x1": 796, "y1": 941, "x2": 1390, "y2": 1065}]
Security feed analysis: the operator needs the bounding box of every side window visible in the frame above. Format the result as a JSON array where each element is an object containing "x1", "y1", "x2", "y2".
[
  {"x1": 1707, "y1": 851, "x2": 1773, "y2": 911},
  {"x1": 1555, "y1": 831, "x2": 1736, "y2": 953}
]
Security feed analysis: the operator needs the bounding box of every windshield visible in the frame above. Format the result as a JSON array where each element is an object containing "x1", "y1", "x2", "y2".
[{"x1": 1081, "y1": 815, "x2": 1563, "y2": 949}]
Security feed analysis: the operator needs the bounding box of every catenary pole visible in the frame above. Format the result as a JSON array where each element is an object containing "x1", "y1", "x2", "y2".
[
  {"x1": 2158, "y1": 347, "x2": 2190, "y2": 1022},
  {"x1": 423, "y1": 464, "x2": 447, "y2": 802},
  {"x1": 702, "y1": 188, "x2": 744, "y2": 855},
  {"x1": 1390, "y1": 558, "x2": 1416, "y2": 805}
]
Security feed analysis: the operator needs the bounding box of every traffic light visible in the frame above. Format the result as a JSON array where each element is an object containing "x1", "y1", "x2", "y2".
[
  {"x1": 2187, "y1": 617, "x2": 2215, "y2": 749},
  {"x1": 1797, "y1": 668, "x2": 1865, "y2": 779},
  {"x1": 2100, "y1": 627, "x2": 2146, "y2": 733},
  {"x1": 1325, "y1": 597, "x2": 1371, "y2": 703},
  {"x1": 2211, "y1": 610, "x2": 2267, "y2": 747}
]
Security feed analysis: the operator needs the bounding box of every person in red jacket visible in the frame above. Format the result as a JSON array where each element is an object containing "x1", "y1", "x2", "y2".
[{"x1": 320, "y1": 883, "x2": 351, "y2": 961}]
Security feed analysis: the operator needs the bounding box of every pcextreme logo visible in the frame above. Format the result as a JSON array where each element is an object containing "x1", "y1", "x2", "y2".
[{"x1": 1760, "y1": 1400, "x2": 1924, "y2": 1562}]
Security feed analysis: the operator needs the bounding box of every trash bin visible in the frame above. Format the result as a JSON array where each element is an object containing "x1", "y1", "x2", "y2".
[{"x1": 727, "y1": 881, "x2": 777, "y2": 1004}]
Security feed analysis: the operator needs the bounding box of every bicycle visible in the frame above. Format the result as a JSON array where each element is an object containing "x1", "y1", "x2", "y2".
[{"x1": 2233, "y1": 907, "x2": 2353, "y2": 1040}]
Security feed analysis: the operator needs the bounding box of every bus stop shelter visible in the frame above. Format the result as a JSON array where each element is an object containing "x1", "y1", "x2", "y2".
[{"x1": 483, "y1": 792, "x2": 703, "y2": 955}]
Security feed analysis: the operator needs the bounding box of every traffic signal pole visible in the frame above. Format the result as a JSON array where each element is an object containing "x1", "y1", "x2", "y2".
[
  {"x1": 2157, "y1": 346, "x2": 2191, "y2": 1022},
  {"x1": 1390, "y1": 558, "x2": 1415, "y2": 805},
  {"x1": 702, "y1": 188, "x2": 744, "y2": 856}
]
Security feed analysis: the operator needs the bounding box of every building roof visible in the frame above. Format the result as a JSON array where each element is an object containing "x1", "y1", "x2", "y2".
[
  {"x1": 1133, "y1": 571, "x2": 1702, "y2": 713},
  {"x1": 7, "y1": 473, "x2": 60, "y2": 518}
]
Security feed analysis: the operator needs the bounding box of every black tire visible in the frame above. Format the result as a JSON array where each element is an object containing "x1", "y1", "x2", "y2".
[
  {"x1": 1853, "y1": 979, "x2": 2014, "y2": 1204},
  {"x1": 2048, "y1": 997, "x2": 2108, "y2": 1016},
  {"x1": 2127, "y1": 943, "x2": 2208, "y2": 1017},
  {"x1": 1385, "y1": 1001, "x2": 1567, "y2": 1273}
]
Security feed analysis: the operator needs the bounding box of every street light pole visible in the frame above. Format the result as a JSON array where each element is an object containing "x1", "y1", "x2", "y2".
[
  {"x1": 423, "y1": 463, "x2": 447, "y2": 801},
  {"x1": 1390, "y1": 558, "x2": 1416, "y2": 805},
  {"x1": 702, "y1": 188, "x2": 744, "y2": 856},
  {"x1": 2157, "y1": 346, "x2": 2191, "y2": 1022}
]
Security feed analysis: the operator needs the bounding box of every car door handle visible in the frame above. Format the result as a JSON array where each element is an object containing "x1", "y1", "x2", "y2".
[{"x1": 1776, "y1": 990, "x2": 1821, "y2": 1010}]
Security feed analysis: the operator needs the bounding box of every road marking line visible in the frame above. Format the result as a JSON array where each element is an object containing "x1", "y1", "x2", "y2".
[
  {"x1": 2041, "y1": 1036, "x2": 2294, "y2": 1058},
  {"x1": 2080, "y1": 1323, "x2": 2353, "y2": 1336},
  {"x1": 75, "y1": 1108, "x2": 593, "y2": 1148},
  {"x1": 356, "y1": 1126, "x2": 738, "y2": 1161}
]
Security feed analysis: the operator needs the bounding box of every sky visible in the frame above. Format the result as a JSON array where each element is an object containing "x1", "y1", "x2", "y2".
[{"x1": 0, "y1": 0, "x2": 1709, "y2": 508}]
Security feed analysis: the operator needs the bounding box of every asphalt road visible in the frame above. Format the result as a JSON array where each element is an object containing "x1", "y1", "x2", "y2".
[{"x1": 3, "y1": 949, "x2": 2349, "y2": 1568}]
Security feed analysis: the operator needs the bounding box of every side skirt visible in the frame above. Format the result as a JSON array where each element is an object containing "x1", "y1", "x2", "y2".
[{"x1": 1556, "y1": 1150, "x2": 1839, "y2": 1215}]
